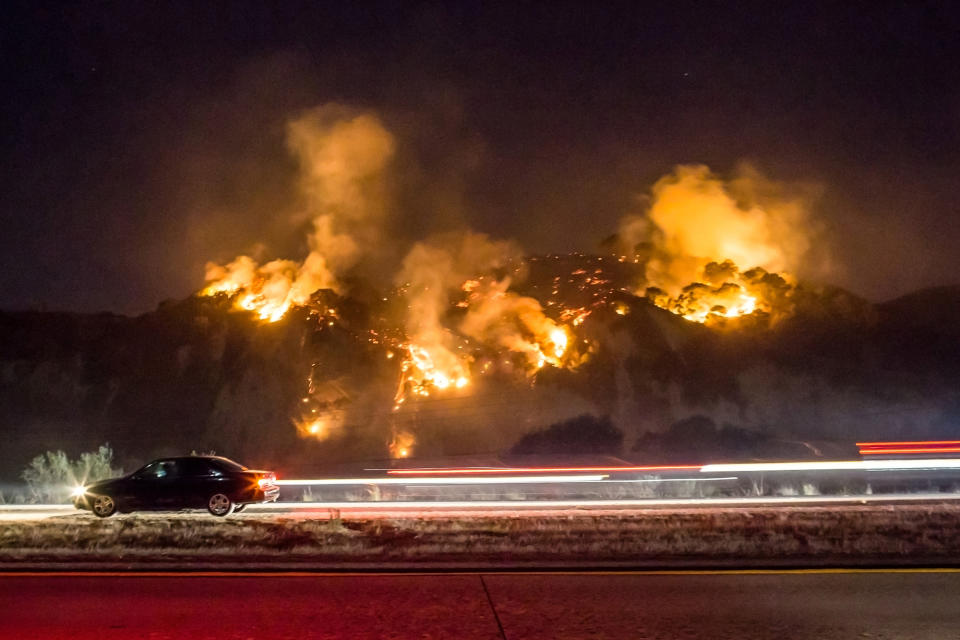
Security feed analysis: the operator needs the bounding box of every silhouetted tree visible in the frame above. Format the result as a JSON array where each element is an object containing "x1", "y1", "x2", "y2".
[{"x1": 511, "y1": 414, "x2": 623, "y2": 455}]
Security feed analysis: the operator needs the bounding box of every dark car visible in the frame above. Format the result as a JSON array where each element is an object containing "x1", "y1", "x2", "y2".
[{"x1": 73, "y1": 456, "x2": 280, "y2": 517}]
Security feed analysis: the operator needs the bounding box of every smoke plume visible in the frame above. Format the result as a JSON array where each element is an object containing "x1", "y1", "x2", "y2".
[
  {"x1": 394, "y1": 232, "x2": 521, "y2": 393},
  {"x1": 618, "y1": 164, "x2": 823, "y2": 322},
  {"x1": 203, "y1": 105, "x2": 395, "y2": 320}
]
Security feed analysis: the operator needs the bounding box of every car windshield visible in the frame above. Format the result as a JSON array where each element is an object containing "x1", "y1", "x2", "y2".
[{"x1": 209, "y1": 457, "x2": 247, "y2": 472}]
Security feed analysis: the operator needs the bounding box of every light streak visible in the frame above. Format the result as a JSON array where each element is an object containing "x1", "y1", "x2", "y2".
[
  {"x1": 856, "y1": 440, "x2": 960, "y2": 447},
  {"x1": 857, "y1": 440, "x2": 960, "y2": 455},
  {"x1": 616, "y1": 477, "x2": 738, "y2": 483},
  {"x1": 386, "y1": 465, "x2": 702, "y2": 475},
  {"x1": 860, "y1": 447, "x2": 960, "y2": 455},
  {"x1": 700, "y1": 459, "x2": 960, "y2": 473},
  {"x1": 246, "y1": 493, "x2": 960, "y2": 510},
  {"x1": 275, "y1": 474, "x2": 609, "y2": 486}
]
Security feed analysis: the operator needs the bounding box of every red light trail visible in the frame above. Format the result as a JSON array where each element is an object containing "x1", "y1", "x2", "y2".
[{"x1": 386, "y1": 465, "x2": 703, "y2": 475}]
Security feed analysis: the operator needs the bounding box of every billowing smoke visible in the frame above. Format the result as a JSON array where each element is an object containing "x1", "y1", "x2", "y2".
[
  {"x1": 618, "y1": 164, "x2": 822, "y2": 322},
  {"x1": 286, "y1": 105, "x2": 395, "y2": 260},
  {"x1": 203, "y1": 105, "x2": 395, "y2": 321},
  {"x1": 459, "y1": 278, "x2": 569, "y2": 370},
  {"x1": 197, "y1": 109, "x2": 841, "y2": 457},
  {"x1": 394, "y1": 232, "x2": 521, "y2": 396}
]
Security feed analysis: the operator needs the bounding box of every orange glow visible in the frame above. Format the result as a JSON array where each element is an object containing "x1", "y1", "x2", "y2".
[
  {"x1": 393, "y1": 343, "x2": 471, "y2": 403},
  {"x1": 387, "y1": 465, "x2": 702, "y2": 475},
  {"x1": 389, "y1": 430, "x2": 416, "y2": 459},
  {"x1": 295, "y1": 415, "x2": 343, "y2": 441},
  {"x1": 618, "y1": 165, "x2": 814, "y2": 325}
]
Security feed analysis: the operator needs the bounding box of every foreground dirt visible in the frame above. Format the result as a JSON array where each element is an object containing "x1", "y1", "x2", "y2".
[{"x1": 2, "y1": 503, "x2": 960, "y2": 567}]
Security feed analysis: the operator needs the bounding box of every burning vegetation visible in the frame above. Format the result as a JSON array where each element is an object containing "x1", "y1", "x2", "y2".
[
  {"x1": 615, "y1": 164, "x2": 822, "y2": 325},
  {"x1": 199, "y1": 106, "x2": 835, "y2": 458}
]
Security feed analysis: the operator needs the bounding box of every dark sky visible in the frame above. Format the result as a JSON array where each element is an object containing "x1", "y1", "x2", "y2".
[{"x1": 2, "y1": 1, "x2": 959, "y2": 314}]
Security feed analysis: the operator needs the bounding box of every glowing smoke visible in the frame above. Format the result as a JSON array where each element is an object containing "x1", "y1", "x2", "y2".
[
  {"x1": 203, "y1": 105, "x2": 395, "y2": 320},
  {"x1": 459, "y1": 278, "x2": 571, "y2": 370},
  {"x1": 618, "y1": 164, "x2": 822, "y2": 322},
  {"x1": 394, "y1": 232, "x2": 521, "y2": 397}
]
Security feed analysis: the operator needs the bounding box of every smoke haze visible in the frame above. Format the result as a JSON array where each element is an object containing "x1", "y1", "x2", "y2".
[{"x1": 2, "y1": 3, "x2": 959, "y2": 315}]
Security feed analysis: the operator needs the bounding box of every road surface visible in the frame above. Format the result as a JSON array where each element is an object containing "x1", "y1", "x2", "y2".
[
  {"x1": 3, "y1": 492, "x2": 959, "y2": 521},
  {"x1": 2, "y1": 570, "x2": 959, "y2": 639}
]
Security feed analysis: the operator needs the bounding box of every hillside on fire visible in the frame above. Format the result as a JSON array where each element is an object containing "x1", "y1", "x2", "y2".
[
  {"x1": 1, "y1": 268, "x2": 958, "y2": 482},
  {"x1": 2, "y1": 107, "x2": 959, "y2": 481}
]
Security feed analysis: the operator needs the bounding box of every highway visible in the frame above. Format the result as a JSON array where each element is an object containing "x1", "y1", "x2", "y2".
[
  {"x1": 2, "y1": 569, "x2": 959, "y2": 639},
  {"x1": 2, "y1": 493, "x2": 959, "y2": 521}
]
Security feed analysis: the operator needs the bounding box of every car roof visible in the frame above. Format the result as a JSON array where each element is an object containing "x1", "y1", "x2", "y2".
[{"x1": 146, "y1": 456, "x2": 236, "y2": 464}]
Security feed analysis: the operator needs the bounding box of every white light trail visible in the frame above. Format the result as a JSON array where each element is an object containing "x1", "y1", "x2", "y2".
[
  {"x1": 700, "y1": 459, "x2": 960, "y2": 473},
  {"x1": 275, "y1": 474, "x2": 609, "y2": 486},
  {"x1": 246, "y1": 493, "x2": 960, "y2": 510},
  {"x1": 610, "y1": 477, "x2": 738, "y2": 484}
]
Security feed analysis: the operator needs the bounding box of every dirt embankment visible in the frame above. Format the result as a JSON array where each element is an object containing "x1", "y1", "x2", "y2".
[{"x1": 3, "y1": 503, "x2": 960, "y2": 569}]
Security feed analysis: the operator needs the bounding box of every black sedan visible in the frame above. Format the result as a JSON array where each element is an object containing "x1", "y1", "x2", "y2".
[{"x1": 73, "y1": 456, "x2": 280, "y2": 517}]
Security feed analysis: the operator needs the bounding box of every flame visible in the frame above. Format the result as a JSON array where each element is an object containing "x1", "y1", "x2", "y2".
[
  {"x1": 618, "y1": 164, "x2": 815, "y2": 325},
  {"x1": 645, "y1": 260, "x2": 794, "y2": 324},
  {"x1": 459, "y1": 278, "x2": 576, "y2": 372},
  {"x1": 201, "y1": 107, "x2": 395, "y2": 323},
  {"x1": 389, "y1": 430, "x2": 416, "y2": 459},
  {"x1": 549, "y1": 327, "x2": 568, "y2": 359},
  {"x1": 393, "y1": 343, "x2": 471, "y2": 406},
  {"x1": 201, "y1": 229, "x2": 342, "y2": 322}
]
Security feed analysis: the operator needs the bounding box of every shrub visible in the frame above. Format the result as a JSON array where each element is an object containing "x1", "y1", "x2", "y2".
[{"x1": 21, "y1": 445, "x2": 121, "y2": 503}]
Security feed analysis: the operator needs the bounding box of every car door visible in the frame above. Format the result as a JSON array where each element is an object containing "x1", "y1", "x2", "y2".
[
  {"x1": 128, "y1": 460, "x2": 172, "y2": 509},
  {"x1": 178, "y1": 458, "x2": 226, "y2": 507},
  {"x1": 150, "y1": 460, "x2": 184, "y2": 509}
]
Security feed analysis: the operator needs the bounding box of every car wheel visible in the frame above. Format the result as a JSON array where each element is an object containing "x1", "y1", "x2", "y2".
[
  {"x1": 92, "y1": 495, "x2": 118, "y2": 518},
  {"x1": 207, "y1": 493, "x2": 235, "y2": 517},
  {"x1": 233, "y1": 504, "x2": 246, "y2": 513}
]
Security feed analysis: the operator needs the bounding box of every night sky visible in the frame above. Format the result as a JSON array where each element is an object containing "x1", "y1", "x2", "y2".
[{"x1": 2, "y1": 1, "x2": 959, "y2": 314}]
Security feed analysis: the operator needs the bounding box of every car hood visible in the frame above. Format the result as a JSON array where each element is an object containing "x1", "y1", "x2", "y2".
[{"x1": 83, "y1": 476, "x2": 128, "y2": 493}]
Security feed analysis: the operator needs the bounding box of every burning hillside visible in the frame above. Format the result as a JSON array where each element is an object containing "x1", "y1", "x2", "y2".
[
  {"x1": 1, "y1": 272, "x2": 959, "y2": 483},
  {"x1": 187, "y1": 104, "x2": 879, "y2": 459}
]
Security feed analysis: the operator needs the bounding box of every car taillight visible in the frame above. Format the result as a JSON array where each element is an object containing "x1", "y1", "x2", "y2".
[{"x1": 258, "y1": 473, "x2": 277, "y2": 488}]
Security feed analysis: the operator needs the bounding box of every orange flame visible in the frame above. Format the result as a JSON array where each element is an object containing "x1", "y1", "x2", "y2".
[{"x1": 389, "y1": 430, "x2": 416, "y2": 459}]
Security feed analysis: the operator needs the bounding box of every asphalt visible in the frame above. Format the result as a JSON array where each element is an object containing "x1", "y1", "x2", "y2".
[
  {"x1": 2, "y1": 570, "x2": 960, "y2": 639},
  {"x1": 3, "y1": 492, "x2": 960, "y2": 521}
]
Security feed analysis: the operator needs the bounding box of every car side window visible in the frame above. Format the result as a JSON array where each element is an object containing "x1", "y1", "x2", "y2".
[
  {"x1": 181, "y1": 458, "x2": 221, "y2": 477},
  {"x1": 136, "y1": 461, "x2": 163, "y2": 479},
  {"x1": 155, "y1": 460, "x2": 178, "y2": 479}
]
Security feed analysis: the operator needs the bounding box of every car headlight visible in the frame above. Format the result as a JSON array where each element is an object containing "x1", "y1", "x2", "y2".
[{"x1": 70, "y1": 486, "x2": 86, "y2": 498}]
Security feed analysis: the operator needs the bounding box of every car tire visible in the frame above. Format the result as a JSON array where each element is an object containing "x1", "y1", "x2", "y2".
[
  {"x1": 92, "y1": 494, "x2": 118, "y2": 518},
  {"x1": 207, "y1": 493, "x2": 235, "y2": 517},
  {"x1": 233, "y1": 504, "x2": 246, "y2": 514}
]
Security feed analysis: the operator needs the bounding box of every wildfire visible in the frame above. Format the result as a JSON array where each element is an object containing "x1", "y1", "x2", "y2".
[
  {"x1": 645, "y1": 260, "x2": 794, "y2": 324},
  {"x1": 617, "y1": 164, "x2": 815, "y2": 325},
  {"x1": 294, "y1": 414, "x2": 343, "y2": 441},
  {"x1": 458, "y1": 277, "x2": 576, "y2": 372},
  {"x1": 197, "y1": 122, "x2": 821, "y2": 461},
  {"x1": 393, "y1": 343, "x2": 471, "y2": 408},
  {"x1": 202, "y1": 251, "x2": 337, "y2": 323}
]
